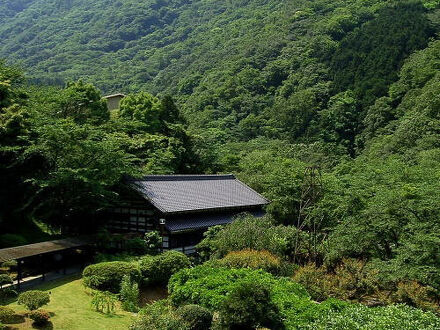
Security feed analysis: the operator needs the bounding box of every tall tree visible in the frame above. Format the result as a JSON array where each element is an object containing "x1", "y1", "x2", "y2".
[
  {"x1": 0, "y1": 61, "x2": 29, "y2": 226},
  {"x1": 119, "y1": 92, "x2": 163, "y2": 133},
  {"x1": 58, "y1": 80, "x2": 109, "y2": 125}
]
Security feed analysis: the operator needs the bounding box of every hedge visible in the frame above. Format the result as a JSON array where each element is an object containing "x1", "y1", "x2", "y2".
[
  {"x1": 140, "y1": 251, "x2": 190, "y2": 286},
  {"x1": 83, "y1": 261, "x2": 141, "y2": 293}
]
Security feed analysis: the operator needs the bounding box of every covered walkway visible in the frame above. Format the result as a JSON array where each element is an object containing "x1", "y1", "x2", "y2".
[{"x1": 0, "y1": 237, "x2": 92, "y2": 289}]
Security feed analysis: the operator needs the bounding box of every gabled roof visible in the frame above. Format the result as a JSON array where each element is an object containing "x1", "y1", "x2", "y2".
[{"x1": 128, "y1": 174, "x2": 269, "y2": 214}]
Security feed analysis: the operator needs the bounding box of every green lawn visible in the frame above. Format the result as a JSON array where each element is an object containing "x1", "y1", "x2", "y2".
[{"x1": 5, "y1": 275, "x2": 133, "y2": 329}]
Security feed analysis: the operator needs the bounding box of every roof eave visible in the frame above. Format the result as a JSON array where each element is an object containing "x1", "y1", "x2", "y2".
[{"x1": 161, "y1": 203, "x2": 269, "y2": 216}]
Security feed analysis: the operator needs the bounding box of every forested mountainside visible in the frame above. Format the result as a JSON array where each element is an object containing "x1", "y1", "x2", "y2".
[
  {"x1": 1, "y1": 0, "x2": 440, "y2": 325},
  {"x1": 1, "y1": 0, "x2": 439, "y2": 143}
]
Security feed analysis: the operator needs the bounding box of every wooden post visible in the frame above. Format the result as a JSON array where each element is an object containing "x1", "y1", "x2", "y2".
[
  {"x1": 63, "y1": 250, "x2": 67, "y2": 275},
  {"x1": 17, "y1": 259, "x2": 22, "y2": 290},
  {"x1": 40, "y1": 255, "x2": 45, "y2": 281}
]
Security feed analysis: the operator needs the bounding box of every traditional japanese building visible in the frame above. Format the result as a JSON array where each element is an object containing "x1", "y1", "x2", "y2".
[{"x1": 105, "y1": 174, "x2": 269, "y2": 254}]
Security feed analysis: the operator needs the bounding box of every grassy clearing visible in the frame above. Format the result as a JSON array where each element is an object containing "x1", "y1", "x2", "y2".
[{"x1": 5, "y1": 275, "x2": 133, "y2": 330}]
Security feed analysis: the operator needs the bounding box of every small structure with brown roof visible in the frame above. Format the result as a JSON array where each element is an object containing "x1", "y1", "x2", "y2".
[{"x1": 103, "y1": 93, "x2": 125, "y2": 110}]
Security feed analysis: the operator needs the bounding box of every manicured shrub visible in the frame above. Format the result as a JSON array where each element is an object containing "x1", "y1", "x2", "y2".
[
  {"x1": 0, "y1": 274, "x2": 12, "y2": 288},
  {"x1": 176, "y1": 304, "x2": 212, "y2": 330},
  {"x1": 0, "y1": 306, "x2": 16, "y2": 323},
  {"x1": 29, "y1": 309, "x2": 50, "y2": 326},
  {"x1": 218, "y1": 249, "x2": 283, "y2": 275},
  {"x1": 93, "y1": 252, "x2": 140, "y2": 263},
  {"x1": 17, "y1": 290, "x2": 50, "y2": 311},
  {"x1": 130, "y1": 300, "x2": 187, "y2": 330},
  {"x1": 83, "y1": 261, "x2": 141, "y2": 293},
  {"x1": 1, "y1": 260, "x2": 17, "y2": 271},
  {"x1": 140, "y1": 251, "x2": 190, "y2": 286},
  {"x1": 169, "y1": 266, "x2": 309, "y2": 311},
  {"x1": 0, "y1": 287, "x2": 17, "y2": 304},
  {"x1": 219, "y1": 281, "x2": 282, "y2": 329},
  {"x1": 91, "y1": 291, "x2": 118, "y2": 314},
  {"x1": 0, "y1": 234, "x2": 27, "y2": 248},
  {"x1": 120, "y1": 275, "x2": 139, "y2": 312}
]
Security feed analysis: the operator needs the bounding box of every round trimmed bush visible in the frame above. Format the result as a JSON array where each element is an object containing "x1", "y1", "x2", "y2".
[
  {"x1": 218, "y1": 249, "x2": 283, "y2": 275},
  {"x1": 0, "y1": 306, "x2": 16, "y2": 323},
  {"x1": 29, "y1": 309, "x2": 50, "y2": 326},
  {"x1": 219, "y1": 281, "x2": 282, "y2": 329},
  {"x1": 17, "y1": 290, "x2": 50, "y2": 311},
  {"x1": 176, "y1": 304, "x2": 212, "y2": 330},
  {"x1": 140, "y1": 251, "x2": 190, "y2": 285},
  {"x1": 0, "y1": 274, "x2": 12, "y2": 288},
  {"x1": 83, "y1": 261, "x2": 141, "y2": 293}
]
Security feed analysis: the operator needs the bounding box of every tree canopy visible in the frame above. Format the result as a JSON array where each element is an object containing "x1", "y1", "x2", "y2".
[{"x1": 0, "y1": 0, "x2": 440, "y2": 310}]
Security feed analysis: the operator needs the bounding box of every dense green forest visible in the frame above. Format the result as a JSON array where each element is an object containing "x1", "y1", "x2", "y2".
[
  {"x1": 1, "y1": 0, "x2": 438, "y2": 142},
  {"x1": 1, "y1": 0, "x2": 440, "y2": 327}
]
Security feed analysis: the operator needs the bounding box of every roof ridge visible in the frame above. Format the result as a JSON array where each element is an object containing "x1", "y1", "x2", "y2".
[{"x1": 136, "y1": 174, "x2": 236, "y2": 181}]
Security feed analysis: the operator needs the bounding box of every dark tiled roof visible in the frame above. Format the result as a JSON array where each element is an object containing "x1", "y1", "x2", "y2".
[
  {"x1": 0, "y1": 238, "x2": 90, "y2": 262},
  {"x1": 165, "y1": 210, "x2": 265, "y2": 232},
  {"x1": 129, "y1": 174, "x2": 269, "y2": 214}
]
